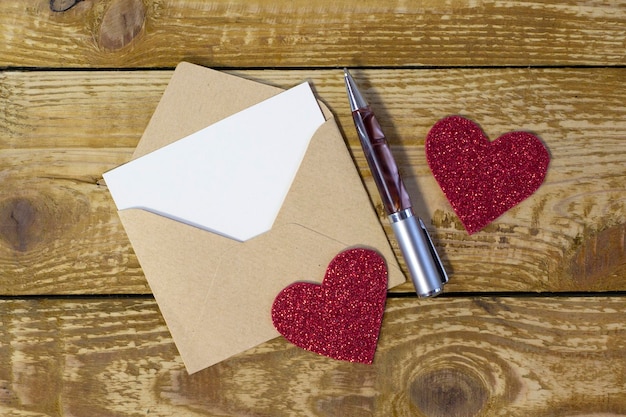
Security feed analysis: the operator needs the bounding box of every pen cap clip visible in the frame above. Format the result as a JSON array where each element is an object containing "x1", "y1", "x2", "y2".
[{"x1": 389, "y1": 209, "x2": 448, "y2": 297}]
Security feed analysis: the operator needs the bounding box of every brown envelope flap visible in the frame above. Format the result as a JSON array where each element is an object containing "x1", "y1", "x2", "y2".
[{"x1": 133, "y1": 62, "x2": 286, "y2": 158}]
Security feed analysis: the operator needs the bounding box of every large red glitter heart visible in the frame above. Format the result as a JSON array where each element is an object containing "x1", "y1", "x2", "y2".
[
  {"x1": 425, "y1": 116, "x2": 550, "y2": 234},
  {"x1": 271, "y1": 248, "x2": 388, "y2": 364}
]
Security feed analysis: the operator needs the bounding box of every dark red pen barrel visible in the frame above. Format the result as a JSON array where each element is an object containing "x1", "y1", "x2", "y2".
[{"x1": 352, "y1": 107, "x2": 412, "y2": 215}]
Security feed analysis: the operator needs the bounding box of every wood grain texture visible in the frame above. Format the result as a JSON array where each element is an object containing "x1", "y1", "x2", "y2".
[
  {"x1": 0, "y1": 0, "x2": 624, "y2": 68},
  {"x1": 0, "y1": 70, "x2": 166, "y2": 295},
  {"x1": 1, "y1": 0, "x2": 623, "y2": 414},
  {"x1": 0, "y1": 296, "x2": 624, "y2": 415},
  {"x1": 1, "y1": 68, "x2": 624, "y2": 295}
]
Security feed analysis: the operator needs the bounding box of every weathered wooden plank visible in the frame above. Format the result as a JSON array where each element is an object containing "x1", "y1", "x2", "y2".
[
  {"x1": 0, "y1": 71, "x2": 164, "y2": 295},
  {"x1": 0, "y1": 68, "x2": 624, "y2": 295},
  {"x1": 0, "y1": 296, "x2": 625, "y2": 415},
  {"x1": 0, "y1": 0, "x2": 624, "y2": 68}
]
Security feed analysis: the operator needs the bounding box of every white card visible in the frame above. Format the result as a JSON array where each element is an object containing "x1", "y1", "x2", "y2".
[{"x1": 104, "y1": 82, "x2": 325, "y2": 241}]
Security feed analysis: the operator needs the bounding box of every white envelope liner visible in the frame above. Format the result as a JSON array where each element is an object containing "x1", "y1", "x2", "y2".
[{"x1": 104, "y1": 83, "x2": 325, "y2": 241}]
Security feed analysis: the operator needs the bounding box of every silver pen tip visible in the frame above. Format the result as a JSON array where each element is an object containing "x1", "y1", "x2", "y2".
[{"x1": 343, "y1": 68, "x2": 368, "y2": 111}]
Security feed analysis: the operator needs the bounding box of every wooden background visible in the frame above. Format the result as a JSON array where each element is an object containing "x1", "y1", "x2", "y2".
[{"x1": 0, "y1": 0, "x2": 625, "y2": 415}]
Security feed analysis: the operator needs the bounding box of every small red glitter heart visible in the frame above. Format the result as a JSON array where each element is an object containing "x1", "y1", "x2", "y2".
[
  {"x1": 425, "y1": 116, "x2": 550, "y2": 234},
  {"x1": 271, "y1": 248, "x2": 388, "y2": 364}
]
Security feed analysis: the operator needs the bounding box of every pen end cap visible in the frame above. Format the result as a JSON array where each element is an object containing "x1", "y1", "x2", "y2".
[{"x1": 418, "y1": 287, "x2": 444, "y2": 298}]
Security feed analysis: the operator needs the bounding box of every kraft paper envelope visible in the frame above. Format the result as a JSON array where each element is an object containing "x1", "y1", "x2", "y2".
[{"x1": 105, "y1": 62, "x2": 404, "y2": 374}]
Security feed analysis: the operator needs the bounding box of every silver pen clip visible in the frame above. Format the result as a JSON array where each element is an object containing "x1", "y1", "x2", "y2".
[{"x1": 418, "y1": 218, "x2": 449, "y2": 285}]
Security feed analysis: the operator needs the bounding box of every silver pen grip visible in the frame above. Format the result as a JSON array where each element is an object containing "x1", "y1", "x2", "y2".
[{"x1": 389, "y1": 209, "x2": 448, "y2": 297}]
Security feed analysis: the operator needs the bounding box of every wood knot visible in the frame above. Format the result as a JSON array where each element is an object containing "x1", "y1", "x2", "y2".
[
  {"x1": 0, "y1": 198, "x2": 41, "y2": 252},
  {"x1": 409, "y1": 368, "x2": 488, "y2": 417},
  {"x1": 0, "y1": 188, "x2": 89, "y2": 253},
  {"x1": 50, "y1": 0, "x2": 84, "y2": 12},
  {"x1": 98, "y1": 0, "x2": 146, "y2": 51}
]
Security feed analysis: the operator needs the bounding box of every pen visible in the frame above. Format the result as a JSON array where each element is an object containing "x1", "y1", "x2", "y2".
[{"x1": 344, "y1": 69, "x2": 448, "y2": 297}]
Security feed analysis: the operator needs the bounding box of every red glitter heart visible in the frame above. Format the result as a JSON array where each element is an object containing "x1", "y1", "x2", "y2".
[
  {"x1": 425, "y1": 116, "x2": 550, "y2": 234},
  {"x1": 271, "y1": 248, "x2": 388, "y2": 364}
]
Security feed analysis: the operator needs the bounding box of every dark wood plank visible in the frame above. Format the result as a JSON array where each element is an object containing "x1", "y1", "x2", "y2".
[
  {"x1": 0, "y1": 68, "x2": 624, "y2": 295},
  {"x1": 0, "y1": 0, "x2": 624, "y2": 68},
  {"x1": 0, "y1": 296, "x2": 625, "y2": 415}
]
